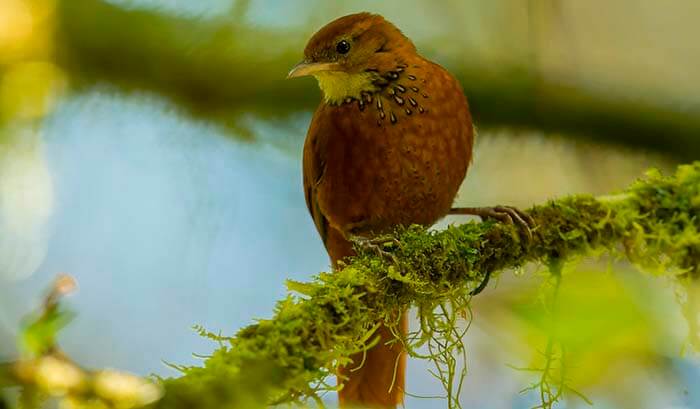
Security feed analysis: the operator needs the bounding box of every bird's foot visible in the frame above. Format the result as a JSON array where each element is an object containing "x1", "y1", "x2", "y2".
[
  {"x1": 450, "y1": 205, "x2": 535, "y2": 242},
  {"x1": 450, "y1": 205, "x2": 536, "y2": 295},
  {"x1": 350, "y1": 235, "x2": 401, "y2": 264}
]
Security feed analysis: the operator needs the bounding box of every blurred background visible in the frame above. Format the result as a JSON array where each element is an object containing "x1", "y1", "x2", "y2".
[{"x1": 0, "y1": 0, "x2": 699, "y2": 408}]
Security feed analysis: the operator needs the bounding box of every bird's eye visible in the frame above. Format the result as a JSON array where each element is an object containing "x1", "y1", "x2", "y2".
[{"x1": 336, "y1": 40, "x2": 351, "y2": 54}]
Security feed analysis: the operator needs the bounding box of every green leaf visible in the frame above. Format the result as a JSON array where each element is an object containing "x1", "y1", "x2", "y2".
[
  {"x1": 19, "y1": 306, "x2": 75, "y2": 358},
  {"x1": 285, "y1": 279, "x2": 316, "y2": 297}
]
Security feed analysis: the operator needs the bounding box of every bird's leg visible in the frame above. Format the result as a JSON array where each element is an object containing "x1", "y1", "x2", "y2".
[{"x1": 450, "y1": 206, "x2": 536, "y2": 295}]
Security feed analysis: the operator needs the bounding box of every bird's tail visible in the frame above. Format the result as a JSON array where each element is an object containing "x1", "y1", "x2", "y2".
[
  {"x1": 325, "y1": 227, "x2": 407, "y2": 408},
  {"x1": 338, "y1": 317, "x2": 407, "y2": 408}
]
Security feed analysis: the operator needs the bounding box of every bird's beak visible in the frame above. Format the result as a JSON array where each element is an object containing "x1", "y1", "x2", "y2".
[{"x1": 287, "y1": 61, "x2": 342, "y2": 79}]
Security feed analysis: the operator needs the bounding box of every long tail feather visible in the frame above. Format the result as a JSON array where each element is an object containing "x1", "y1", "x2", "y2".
[
  {"x1": 338, "y1": 317, "x2": 407, "y2": 408},
  {"x1": 326, "y1": 227, "x2": 407, "y2": 408}
]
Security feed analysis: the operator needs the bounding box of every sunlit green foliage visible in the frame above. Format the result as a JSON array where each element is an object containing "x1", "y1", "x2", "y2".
[
  {"x1": 20, "y1": 305, "x2": 74, "y2": 359},
  {"x1": 2, "y1": 277, "x2": 162, "y2": 409}
]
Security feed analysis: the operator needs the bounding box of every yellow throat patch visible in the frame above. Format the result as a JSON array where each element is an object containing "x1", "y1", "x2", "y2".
[{"x1": 313, "y1": 71, "x2": 380, "y2": 105}]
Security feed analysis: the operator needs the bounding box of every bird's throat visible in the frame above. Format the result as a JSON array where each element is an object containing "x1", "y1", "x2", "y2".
[{"x1": 314, "y1": 71, "x2": 380, "y2": 105}]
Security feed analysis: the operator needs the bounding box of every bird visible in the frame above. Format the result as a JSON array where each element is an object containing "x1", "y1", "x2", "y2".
[{"x1": 288, "y1": 12, "x2": 531, "y2": 408}]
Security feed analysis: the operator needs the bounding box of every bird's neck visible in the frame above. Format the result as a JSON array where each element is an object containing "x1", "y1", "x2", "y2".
[{"x1": 314, "y1": 71, "x2": 381, "y2": 105}]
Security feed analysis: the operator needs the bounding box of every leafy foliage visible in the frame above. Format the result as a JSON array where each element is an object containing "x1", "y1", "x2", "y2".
[{"x1": 20, "y1": 306, "x2": 74, "y2": 359}]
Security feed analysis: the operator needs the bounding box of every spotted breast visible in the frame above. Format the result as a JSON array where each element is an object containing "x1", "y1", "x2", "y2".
[{"x1": 304, "y1": 57, "x2": 473, "y2": 252}]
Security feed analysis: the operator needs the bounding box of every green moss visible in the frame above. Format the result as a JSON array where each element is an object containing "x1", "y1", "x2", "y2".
[{"x1": 146, "y1": 162, "x2": 700, "y2": 408}]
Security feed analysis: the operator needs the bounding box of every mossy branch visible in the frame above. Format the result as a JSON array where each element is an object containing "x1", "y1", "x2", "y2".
[
  {"x1": 3, "y1": 163, "x2": 700, "y2": 408},
  {"x1": 156, "y1": 162, "x2": 700, "y2": 408},
  {"x1": 54, "y1": 0, "x2": 700, "y2": 159}
]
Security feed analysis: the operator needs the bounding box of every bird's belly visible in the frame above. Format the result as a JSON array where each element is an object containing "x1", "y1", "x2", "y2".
[{"x1": 321, "y1": 127, "x2": 467, "y2": 237}]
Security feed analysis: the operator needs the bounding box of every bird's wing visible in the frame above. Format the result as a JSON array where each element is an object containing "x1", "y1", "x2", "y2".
[{"x1": 303, "y1": 107, "x2": 330, "y2": 247}]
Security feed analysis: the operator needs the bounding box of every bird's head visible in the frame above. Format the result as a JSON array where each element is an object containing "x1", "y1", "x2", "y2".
[{"x1": 288, "y1": 12, "x2": 416, "y2": 105}]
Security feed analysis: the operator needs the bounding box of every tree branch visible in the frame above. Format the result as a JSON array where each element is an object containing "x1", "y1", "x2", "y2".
[
  {"x1": 153, "y1": 162, "x2": 699, "y2": 408},
  {"x1": 54, "y1": 0, "x2": 700, "y2": 159}
]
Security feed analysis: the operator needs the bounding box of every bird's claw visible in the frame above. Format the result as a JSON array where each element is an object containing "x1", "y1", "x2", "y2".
[
  {"x1": 469, "y1": 271, "x2": 492, "y2": 296},
  {"x1": 450, "y1": 205, "x2": 535, "y2": 243},
  {"x1": 350, "y1": 235, "x2": 401, "y2": 264},
  {"x1": 449, "y1": 205, "x2": 536, "y2": 295}
]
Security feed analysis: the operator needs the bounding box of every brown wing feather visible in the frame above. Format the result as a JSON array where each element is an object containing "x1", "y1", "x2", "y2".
[{"x1": 303, "y1": 106, "x2": 331, "y2": 247}]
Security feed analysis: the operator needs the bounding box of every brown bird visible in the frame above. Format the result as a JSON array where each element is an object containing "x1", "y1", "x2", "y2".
[{"x1": 289, "y1": 12, "x2": 531, "y2": 408}]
